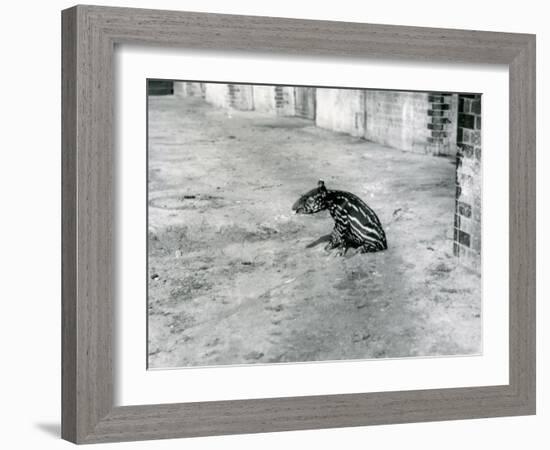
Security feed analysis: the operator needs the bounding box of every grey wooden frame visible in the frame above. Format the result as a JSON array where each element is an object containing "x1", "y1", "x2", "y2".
[{"x1": 62, "y1": 4, "x2": 536, "y2": 444}]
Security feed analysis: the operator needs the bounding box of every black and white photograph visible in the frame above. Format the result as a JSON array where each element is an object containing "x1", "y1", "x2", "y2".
[{"x1": 147, "y1": 80, "x2": 482, "y2": 369}]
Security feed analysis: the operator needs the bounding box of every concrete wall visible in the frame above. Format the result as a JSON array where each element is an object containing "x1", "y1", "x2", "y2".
[
  {"x1": 294, "y1": 87, "x2": 316, "y2": 120},
  {"x1": 202, "y1": 84, "x2": 293, "y2": 115},
  {"x1": 204, "y1": 83, "x2": 229, "y2": 108},
  {"x1": 453, "y1": 94, "x2": 482, "y2": 268},
  {"x1": 201, "y1": 83, "x2": 255, "y2": 110},
  {"x1": 253, "y1": 85, "x2": 277, "y2": 113},
  {"x1": 173, "y1": 81, "x2": 186, "y2": 97},
  {"x1": 445, "y1": 94, "x2": 459, "y2": 154},
  {"x1": 365, "y1": 91, "x2": 431, "y2": 153},
  {"x1": 197, "y1": 84, "x2": 459, "y2": 157},
  {"x1": 316, "y1": 89, "x2": 365, "y2": 137},
  {"x1": 173, "y1": 81, "x2": 204, "y2": 98}
]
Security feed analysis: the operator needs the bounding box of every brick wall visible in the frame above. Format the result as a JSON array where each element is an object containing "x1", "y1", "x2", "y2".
[
  {"x1": 365, "y1": 91, "x2": 431, "y2": 153},
  {"x1": 453, "y1": 94, "x2": 482, "y2": 267},
  {"x1": 252, "y1": 85, "x2": 276, "y2": 112},
  {"x1": 227, "y1": 84, "x2": 254, "y2": 110},
  {"x1": 364, "y1": 91, "x2": 458, "y2": 155},
  {"x1": 427, "y1": 93, "x2": 459, "y2": 156},
  {"x1": 316, "y1": 88, "x2": 365, "y2": 137},
  {"x1": 274, "y1": 86, "x2": 296, "y2": 116}
]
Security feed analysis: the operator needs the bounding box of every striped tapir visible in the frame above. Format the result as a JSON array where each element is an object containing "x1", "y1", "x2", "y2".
[{"x1": 292, "y1": 180, "x2": 387, "y2": 255}]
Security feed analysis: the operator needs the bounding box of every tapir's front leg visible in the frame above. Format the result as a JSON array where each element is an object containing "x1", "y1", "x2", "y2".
[{"x1": 324, "y1": 226, "x2": 345, "y2": 251}]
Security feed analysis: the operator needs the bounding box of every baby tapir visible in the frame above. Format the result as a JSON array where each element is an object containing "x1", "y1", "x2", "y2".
[{"x1": 292, "y1": 180, "x2": 387, "y2": 255}]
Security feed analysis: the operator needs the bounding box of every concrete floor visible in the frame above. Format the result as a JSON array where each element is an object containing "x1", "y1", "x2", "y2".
[{"x1": 147, "y1": 95, "x2": 481, "y2": 369}]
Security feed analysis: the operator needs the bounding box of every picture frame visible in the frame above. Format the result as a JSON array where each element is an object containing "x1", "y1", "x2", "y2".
[{"x1": 61, "y1": 4, "x2": 536, "y2": 444}]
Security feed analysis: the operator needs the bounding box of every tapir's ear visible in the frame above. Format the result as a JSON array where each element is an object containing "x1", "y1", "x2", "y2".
[{"x1": 318, "y1": 179, "x2": 327, "y2": 195}]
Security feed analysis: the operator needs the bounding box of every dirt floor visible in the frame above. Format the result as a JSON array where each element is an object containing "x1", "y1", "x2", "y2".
[{"x1": 147, "y1": 95, "x2": 481, "y2": 369}]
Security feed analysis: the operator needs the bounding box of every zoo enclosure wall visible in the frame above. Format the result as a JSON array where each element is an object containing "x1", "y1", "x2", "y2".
[{"x1": 172, "y1": 81, "x2": 460, "y2": 156}]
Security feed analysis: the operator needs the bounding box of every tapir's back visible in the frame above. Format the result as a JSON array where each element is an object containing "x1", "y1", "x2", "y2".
[{"x1": 326, "y1": 190, "x2": 387, "y2": 252}]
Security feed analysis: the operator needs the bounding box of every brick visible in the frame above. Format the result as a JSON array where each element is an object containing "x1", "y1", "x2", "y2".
[
  {"x1": 428, "y1": 95, "x2": 445, "y2": 103},
  {"x1": 473, "y1": 207, "x2": 481, "y2": 223},
  {"x1": 454, "y1": 214, "x2": 461, "y2": 228},
  {"x1": 475, "y1": 146, "x2": 482, "y2": 161},
  {"x1": 472, "y1": 236, "x2": 481, "y2": 253},
  {"x1": 431, "y1": 117, "x2": 451, "y2": 125},
  {"x1": 474, "y1": 196, "x2": 482, "y2": 211},
  {"x1": 428, "y1": 123, "x2": 444, "y2": 131},
  {"x1": 470, "y1": 131, "x2": 481, "y2": 146},
  {"x1": 458, "y1": 216, "x2": 475, "y2": 235},
  {"x1": 457, "y1": 196, "x2": 474, "y2": 211},
  {"x1": 428, "y1": 110, "x2": 445, "y2": 117},
  {"x1": 458, "y1": 113, "x2": 475, "y2": 129},
  {"x1": 458, "y1": 201, "x2": 472, "y2": 218},
  {"x1": 432, "y1": 104, "x2": 450, "y2": 110},
  {"x1": 460, "y1": 144, "x2": 474, "y2": 158},
  {"x1": 458, "y1": 230, "x2": 471, "y2": 247},
  {"x1": 431, "y1": 130, "x2": 447, "y2": 138},
  {"x1": 457, "y1": 127, "x2": 463, "y2": 142},
  {"x1": 472, "y1": 100, "x2": 481, "y2": 115},
  {"x1": 458, "y1": 172, "x2": 473, "y2": 186},
  {"x1": 475, "y1": 116, "x2": 482, "y2": 130},
  {"x1": 464, "y1": 128, "x2": 472, "y2": 144}
]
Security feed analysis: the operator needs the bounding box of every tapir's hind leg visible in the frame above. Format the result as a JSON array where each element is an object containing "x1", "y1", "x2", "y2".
[{"x1": 359, "y1": 241, "x2": 386, "y2": 253}]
